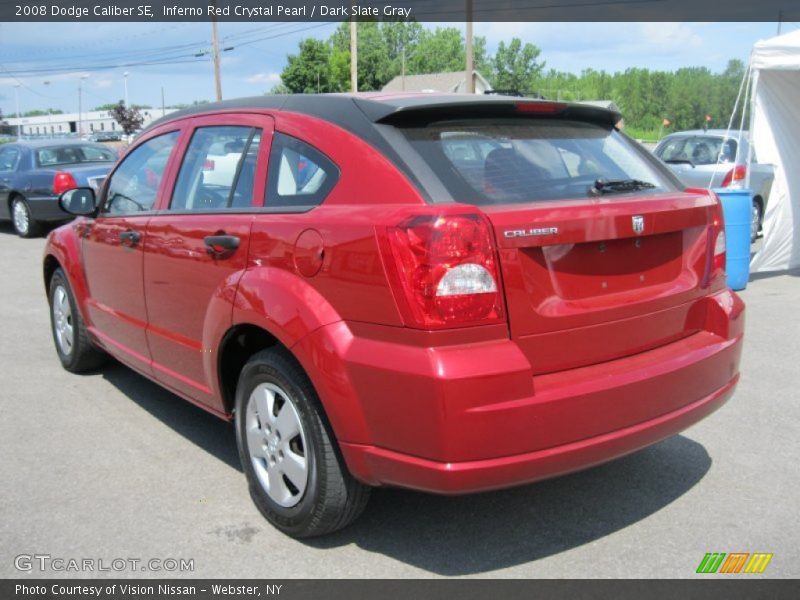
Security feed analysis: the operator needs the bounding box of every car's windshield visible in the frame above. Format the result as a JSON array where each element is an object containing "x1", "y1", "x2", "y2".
[
  {"x1": 36, "y1": 145, "x2": 116, "y2": 167},
  {"x1": 656, "y1": 136, "x2": 740, "y2": 166},
  {"x1": 399, "y1": 118, "x2": 675, "y2": 205}
]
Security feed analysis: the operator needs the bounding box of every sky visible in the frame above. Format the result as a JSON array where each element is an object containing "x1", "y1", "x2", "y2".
[{"x1": 0, "y1": 21, "x2": 789, "y2": 116}]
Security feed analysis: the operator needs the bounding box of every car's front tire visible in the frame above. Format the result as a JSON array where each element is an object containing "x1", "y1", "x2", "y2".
[
  {"x1": 49, "y1": 269, "x2": 107, "y2": 372},
  {"x1": 235, "y1": 348, "x2": 370, "y2": 538},
  {"x1": 11, "y1": 197, "x2": 42, "y2": 238}
]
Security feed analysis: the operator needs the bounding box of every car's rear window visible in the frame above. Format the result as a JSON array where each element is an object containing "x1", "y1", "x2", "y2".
[
  {"x1": 36, "y1": 145, "x2": 116, "y2": 167},
  {"x1": 399, "y1": 119, "x2": 675, "y2": 205}
]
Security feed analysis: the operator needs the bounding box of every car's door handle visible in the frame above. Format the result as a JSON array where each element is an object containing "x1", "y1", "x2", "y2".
[
  {"x1": 204, "y1": 234, "x2": 240, "y2": 256},
  {"x1": 119, "y1": 230, "x2": 141, "y2": 245}
]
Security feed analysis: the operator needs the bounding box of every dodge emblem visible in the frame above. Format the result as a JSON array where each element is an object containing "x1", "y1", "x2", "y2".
[{"x1": 632, "y1": 215, "x2": 645, "y2": 235}]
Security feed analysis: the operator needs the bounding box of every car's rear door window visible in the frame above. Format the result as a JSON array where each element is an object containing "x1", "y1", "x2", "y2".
[
  {"x1": 400, "y1": 119, "x2": 675, "y2": 205},
  {"x1": 170, "y1": 126, "x2": 262, "y2": 211},
  {"x1": 37, "y1": 145, "x2": 116, "y2": 166},
  {"x1": 265, "y1": 133, "x2": 339, "y2": 209}
]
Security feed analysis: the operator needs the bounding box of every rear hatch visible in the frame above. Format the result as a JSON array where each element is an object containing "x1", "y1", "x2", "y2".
[
  {"x1": 484, "y1": 193, "x2": 717, "y2": 374},
  {"x1": 379, "y1": 99, "x2": 723, "y2": 374}
]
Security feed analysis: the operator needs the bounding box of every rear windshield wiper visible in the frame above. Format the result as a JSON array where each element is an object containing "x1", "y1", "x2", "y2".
[
  {"x1": 589, "y1": 178, "x2": 656, "y2": 196},
  {"x1": 664, "y1": 159, "x2": 695, "y2": 167}
]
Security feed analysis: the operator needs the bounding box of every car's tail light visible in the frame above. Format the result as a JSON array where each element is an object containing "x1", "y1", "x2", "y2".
[
  {"x1": 52, "y1": 172, "x2": 78, "y2": 195},
  {"x1": 721, "y1": 165, "x2": 746, "y2": 188},
  {"x1": 383, "y1": 213, "x2": 505, "y2": 328},
  {"x1": 203, "y1": 159, "x2": 216, "y2": 171},
  {"x1": 709, "y1": 191, "x2": 727, "y2": 277}
]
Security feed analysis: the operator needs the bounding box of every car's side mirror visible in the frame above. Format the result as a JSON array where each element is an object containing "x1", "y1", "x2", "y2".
[{"x1": 59, "y1": 188, "x2": 97, "y2": 216}]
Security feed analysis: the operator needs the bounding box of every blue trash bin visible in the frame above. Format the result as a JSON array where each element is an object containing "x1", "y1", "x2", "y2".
[{"x1": 713, "y1": 188, "x2": 751, "y2": 291}]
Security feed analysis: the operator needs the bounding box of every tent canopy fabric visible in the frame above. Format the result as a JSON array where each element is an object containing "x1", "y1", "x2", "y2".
[{"x1": 749, "y1": 30, "x2": 800, "y2": 273}]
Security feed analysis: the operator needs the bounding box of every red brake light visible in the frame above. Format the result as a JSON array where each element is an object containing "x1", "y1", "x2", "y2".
[
  {"x1": 383, "y1": 213, "x2": 505, "y2": 329},
  {"x1": 721, "y1": 164, "x2": 746, "y2": 188},
  {"x1": 53, "y1": 172, "x2": 78, "y2": 195},
  {"x1": 203, "y1": 159, "x2": 216, "y2": 171},
  {"x1": 515, "y1": 101, "x2": 566, "y2": 114}
]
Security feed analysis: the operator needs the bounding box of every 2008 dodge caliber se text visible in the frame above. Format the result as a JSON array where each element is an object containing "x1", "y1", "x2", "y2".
[{"x1": 43, "y1": 94, "x2": 744, "y2": 537}]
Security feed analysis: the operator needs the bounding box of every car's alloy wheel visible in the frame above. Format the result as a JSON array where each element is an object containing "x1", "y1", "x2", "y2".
[
  {"x1": 52, "y1": 284, "x2": 75, "y2": 357},
  {"x1": 245, "y1": 382, "x2": 309, "y2": 508},
  {"x1": 12, "y1": 198, "x2": 34, "y2": 238}
]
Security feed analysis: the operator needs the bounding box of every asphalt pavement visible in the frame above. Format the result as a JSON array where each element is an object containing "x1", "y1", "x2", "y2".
[{"x1": 0, "y1": 223, "x2": 797, "y2": 578}]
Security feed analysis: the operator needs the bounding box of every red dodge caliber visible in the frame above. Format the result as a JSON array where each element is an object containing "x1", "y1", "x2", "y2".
[{"x1": 44, "y1": 94, "x2": 744, "y2": 537}]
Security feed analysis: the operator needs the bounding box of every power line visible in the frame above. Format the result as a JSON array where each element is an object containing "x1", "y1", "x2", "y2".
[{"x1": 0, "y1": 64, "x2": 61, "y2": 98}]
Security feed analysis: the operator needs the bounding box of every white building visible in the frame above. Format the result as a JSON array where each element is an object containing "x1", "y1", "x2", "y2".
[{"x1": 5, "y1": 108, "x2": 175, "y2": 137}]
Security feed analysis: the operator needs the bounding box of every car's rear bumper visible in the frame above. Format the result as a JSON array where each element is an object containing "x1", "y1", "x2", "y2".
[
  {"x1": 340, "y1": 374, "x2": 736, "y2": 494},
  {"x1": 26, "y1": 196, "x2": 70, "y2": 222},
  {"x1": 296, "y1": 289, "x2": 744, "y2": 494}
]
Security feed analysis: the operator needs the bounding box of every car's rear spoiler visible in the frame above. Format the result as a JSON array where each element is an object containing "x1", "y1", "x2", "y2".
[{"x1": 354, "y1": 96, "x2": 621, "y2": 128}]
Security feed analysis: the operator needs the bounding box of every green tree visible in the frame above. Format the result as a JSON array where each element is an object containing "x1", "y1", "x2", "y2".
[
  {"x1": 23, "y1": 109, "x2": 64, "y2": 117},
  {"x1": 282, "y1": 38, "x2": 334, "y2": 93},
  {"x1": 491, "y1": 38, "x2": 545, "y2": 93},
  {"x1": 407, "y1": 27, "x2": 464, "y2": 74},
  {"x1": 93, "y1": 103, "x2": 121, "y2": 111}
]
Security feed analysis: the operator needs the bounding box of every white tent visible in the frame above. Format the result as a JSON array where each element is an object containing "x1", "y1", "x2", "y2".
[{"x1": 749, "y1": 30, "x2": 800, "y2": 272}]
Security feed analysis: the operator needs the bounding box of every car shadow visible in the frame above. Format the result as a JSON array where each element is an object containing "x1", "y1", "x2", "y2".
[
  {"x1": 749, "y1": 267, "x2": 800, "y2": 281},
  {"x1": 100, "y1": 361, "x2": 241, "y2": 472},
  {"x1": 0, "y1": 220, "x2": 62, "y2": 237},
  {"x1": 307, "y1": 434, "x2": 710, "y2": 575},
  {"x1": 98, "y1": 361, "x2": 710, "y2": 576}
]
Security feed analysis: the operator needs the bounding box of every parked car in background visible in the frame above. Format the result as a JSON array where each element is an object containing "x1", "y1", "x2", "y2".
[
  {"x1": 88, "y1": 132, "x2": 122, "y2": 143},
  {"x1": 0, "y1": 140, "x2": 117, "y2": 237},
  {"x1": 45, "y1": 94, "x2": 743, "y2": 537},
  {"x1": 654, "y1": 130, "x2": 774, "y2": 242}
]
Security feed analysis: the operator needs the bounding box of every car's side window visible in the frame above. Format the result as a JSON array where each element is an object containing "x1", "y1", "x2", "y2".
[
  {"x1": 0, "y1": 147, "x2": 20, "y2": 171},
  {"x1": 170, "y1": 126, "x2": 262, "y2": 212},
  {"x1": 265, "y1": 133, "x2": 339, "y2": 209},
  {"x1": 103, "y1": 131, "x2": 179, "y2": 216}
]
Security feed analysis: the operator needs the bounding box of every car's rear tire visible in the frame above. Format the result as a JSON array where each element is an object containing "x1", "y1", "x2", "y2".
[
  {"x1": 49, "y1": 269, "x2": 107, "y2": 372},
  {"x1": 234, "y1": 348, "x2": 370, "y2": 538},
  {"x1": 750, "y1": 199, "x2": 762, "y2": 244},
  {"x1": 11, "y1": 197, "x2": 42, "y2": 238}
]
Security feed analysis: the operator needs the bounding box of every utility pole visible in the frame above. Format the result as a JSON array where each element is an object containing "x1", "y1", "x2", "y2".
[
  {"x1": 401, "y1": 47, "x2": 406, "y2": 91},
  {"x1": 78, "y1": 75, "x2": 88, "y2": 137},
  {"x1": 44, "y1": 81, "x2": 52, "y2": 135},
  {"x1": 350, "y1": 16, "x2": 358, "y2": 92},
  {"x1": 211, "y1": 8, "x2": 223, "y2": 101},
  {"x1": 123, "y1": 71, "x2": 129, "y2": 106},
  {"x1": 161, "y1": 86, "x2": 166, "y2": 117},
  {"x1": 465, "y1": 0, "x2": 474, "y2": 93},
  {"x1": 777, "y1": 10, "x2": 782, "y2": 35},
  {"x1": 13, "y1": 84, "x2": 21, "y2": 138}
]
